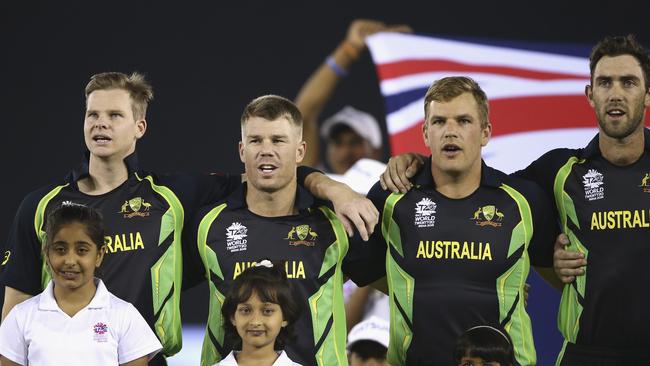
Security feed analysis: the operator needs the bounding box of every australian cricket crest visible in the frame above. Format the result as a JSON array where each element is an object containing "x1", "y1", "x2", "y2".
[
  {"x1": 472, "y1": 205, "x2": 504, "y2": 227},
  {"x1": 226, "y1": 222, "x2": 248, "y2": 252},
  {"x1": 414, "y1": 198, "x2": 437, "y2": 228},
  {"x1": 582, "y1": 169, "x2": 604, "y2": 201},
  {"x1": 119, "y1": 197, "x2": 151, "y2": 218},
  {"x1": 286, "y1": 224, "x2": 318, "y2": 247}
]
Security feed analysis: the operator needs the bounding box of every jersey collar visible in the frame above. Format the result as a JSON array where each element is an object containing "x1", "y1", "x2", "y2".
[
  {"x1": 580, "y1": 128, "x2": 650, "y2": 159},
  {"x1": 227, "y1": 182, "x2": 315, "y2": 212},
  {"x1": 413, "y1": 155, "x2": 503, "y2": 189},
  {"x1": 70, "y1": 150, "x2": 140, "y2": 183},
  {"x1": 39, "y1": 278, "x2": 111, "y2": 312}
]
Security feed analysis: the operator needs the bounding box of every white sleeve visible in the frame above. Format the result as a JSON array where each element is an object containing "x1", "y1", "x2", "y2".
[
  {"x1": 0, "y1": 306, "x2": 28, "y2": 365},
  {"x1": 116, "y1": 303, "x2": 162, "y2": 364}
]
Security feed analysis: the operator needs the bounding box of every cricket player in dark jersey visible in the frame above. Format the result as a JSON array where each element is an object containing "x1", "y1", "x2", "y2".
[
  {"x1": 518, "y1": 35, "x2": 650, "y2": 365},
  {"x1": 353, "y1": 77, "x2": 559, "y2": 366},
  {"x1": 186, "y1": 95, "x2": 375, "y2": 366},
  {"x1": 0, "y1": 73, "x2": 378, "y2": 365},
  {"x1": 383, "y1": 35, "x2": 650, "y2": 366}
]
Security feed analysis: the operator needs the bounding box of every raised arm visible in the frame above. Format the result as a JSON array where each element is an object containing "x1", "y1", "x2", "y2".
[{"x1": 295, "y1": 19, "x2": 411, "y2": 168}]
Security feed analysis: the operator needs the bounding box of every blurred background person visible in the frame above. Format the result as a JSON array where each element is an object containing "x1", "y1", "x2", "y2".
[{"x1": 347, "y1": 316, "x2": 389, "y2": 366}]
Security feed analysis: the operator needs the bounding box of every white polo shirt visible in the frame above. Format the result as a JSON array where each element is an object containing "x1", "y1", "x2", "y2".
[
  {"x1": 215, "y1": 350, "x2": 302, "y2": 366},
  {"x1": 0, "y1": 279, "x2": 162, "y2": 366}
]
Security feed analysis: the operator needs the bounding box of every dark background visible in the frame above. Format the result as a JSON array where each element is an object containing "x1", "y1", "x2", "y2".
[{"x1": 1, "y1": 1, "x2": 647, "y2": 363}]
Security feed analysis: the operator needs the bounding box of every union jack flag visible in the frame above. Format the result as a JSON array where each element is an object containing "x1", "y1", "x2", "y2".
[{"x1": 366, "y1": 33, "x2": 650, "y2": 173}]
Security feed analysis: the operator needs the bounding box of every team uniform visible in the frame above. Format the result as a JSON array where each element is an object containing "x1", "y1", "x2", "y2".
[
  {"x1": 516, "y1": 129, "x2": 650, "y2": 365},
  {"x1": 353, "y1": 158, "x2": 557, "y2": 366},
  {"x1": 0, "y1": 279, "x2": 162, "y2": 366},
  {"x1": 0, "y1": 153, "x2": 240, "y2": 365},
  {"x1": 188, "y1": 184, "x2": 352, "y2": 366},
  {"x1": 215, "y1": 351, "x2": 302, "y2": 366}
]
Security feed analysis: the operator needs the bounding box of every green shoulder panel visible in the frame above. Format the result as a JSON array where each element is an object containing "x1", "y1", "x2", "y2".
[
  {"x1": 379, "y1": 191, "x2": 415, "y2": 366},
  {"x1": 34, "y1": 184, "x2": 70, "y2": 289},
  {"x1": 309, "y1": 206, "x2": 348, "y2": 366},
  {"x1": 497, "y1": 183, "x2": 536, "y2": 366},
  {"x1": 138, "y1": 174, "x2": 185, "y2": 357},
  {"x1": 197, "y1": 203, "x2": 228, "y2": 366},
  {"x1": 552, "y1": 159, "x2": 588, "y2": 344}
]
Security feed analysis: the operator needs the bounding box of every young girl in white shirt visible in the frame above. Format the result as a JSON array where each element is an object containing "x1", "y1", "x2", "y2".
[
  {"x1": 0, "y1": 203, "x2": 162, "y2": 366},
  {"x1": 215, "y1": 260, "x2": 302, "y2": 366}
]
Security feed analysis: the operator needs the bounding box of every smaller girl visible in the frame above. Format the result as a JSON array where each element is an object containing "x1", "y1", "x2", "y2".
[
  {"x1": 453, "y1": 325, "x2": 516, "y2": 366},
  {"x1": 0, "y1": 203, "x2": 162, "y2": 366},
  {"x1": 216, "y1": 259, "x2": 302, "y2": 366}
]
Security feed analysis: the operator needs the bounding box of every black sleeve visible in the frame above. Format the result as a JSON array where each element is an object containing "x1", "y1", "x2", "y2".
[
  {"x1": 512, "y1": 148, "x2": 574, "y2": 202},
  {"x1": 527, "y1": 183, "x2": 560, "y2": 267},
  {"x1": 181, "y1": 207, "x2": 209, "y2": 291},
  {"x1": 296, "y1": 165, "x2": 323, "y2": 186},
  {"x1": 342, "y1": 181, "x2": 389, "y2": 286},
  {"x1": 0, "y1": 191, "x2": 47, "y2": 295}
]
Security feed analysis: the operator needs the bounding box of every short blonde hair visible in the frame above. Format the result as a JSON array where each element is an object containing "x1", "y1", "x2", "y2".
[
  {"x1": 85, "y1": 72, "x2": 154, "y2": 120},
  {"x1": 240, "y1": 95, "x2": 303, "y2": 132},
  {"x1": 424, "y1": 76, "x2": 489, "y2": 128}
]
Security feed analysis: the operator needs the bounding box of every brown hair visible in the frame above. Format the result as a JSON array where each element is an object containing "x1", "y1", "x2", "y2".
[
  {"x1": 85, "y1": 72, "x2": 154, "y2": 120},
  {"x1": 221, "y1": 260, "x2": 301, "y2": 349},
  {"x1": 423, "y1": 76, "x2": 489, "y2": 128},
  {"x1": 589, "y1": 34, "x2": 650, "y2": 89},
  {"x1": 240, "y1": 95, "x2": 303, "y2": 133}
]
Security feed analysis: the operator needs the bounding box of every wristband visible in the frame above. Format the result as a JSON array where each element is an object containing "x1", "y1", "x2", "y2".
[{"x1": 326, "y1": 56, "x2": 348, "y2": 77}]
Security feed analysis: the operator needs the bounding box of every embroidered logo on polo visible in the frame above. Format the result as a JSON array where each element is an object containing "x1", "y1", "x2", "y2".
[
  {"x1": 93, "y1": 322, "x2": 109, "y2": 342},
  {"x1": 471, "y1": 205, "x2": 504, "y2": 227},
  {"x1": 414, "y1": 198, "x2": 437, "y2": 228},
  {"x1": 639, "y1": 173, "x2": 650, "y2": 193},
  {"x1": 226, "y1": 222, "x2": 248, "y2": 252},
  {"x1": 582, "y1": 169, "x2": 604, "y2": 201},
  {"x1": 286, "y1": 224, "x2": 318, "y2": 247},
  {"x1": 119, "y1": 197, "x2": 152, "y2": 218}
]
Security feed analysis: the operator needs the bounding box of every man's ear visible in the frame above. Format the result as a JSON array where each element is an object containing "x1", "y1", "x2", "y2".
[
  {"x1": 135, "y1": 119, "x2": 147, "y2": 140},
  {"x1": 296, "y1": 140, "x2": 306, "y2": 164},
  {"x1": 585, "y1": 84, "x2": 596, "y2": 108}
]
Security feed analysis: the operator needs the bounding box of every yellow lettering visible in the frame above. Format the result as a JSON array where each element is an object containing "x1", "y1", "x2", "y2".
[
  {"x1": 134, "y1": 232, "x2": 144, "y2": 249},
  {"x1": 435, "y1": 241, "x2": 443, "y2": 258},
  {"x1": 114, "y1": 234, "x2": 124, "y2": 252},
  {"x1": 644, "y1": 210, "x2": 650, "y2": 227},
  {"x1": 461, "y1": 242, "x2": 470, "y2": 259},
  {"x1": 105, "y1": 235, "x2": 114, "y2": 253},
  {"x1": 470, "y1": 242, "x2": 479, "y2": 260},
  {"x1": 416, "y1": 241, "x2": 426, "y2": 258},
  {"x1": 451, "y1": 241, "x2": 460, "y2": 259},
  {"x1": 623, "y1": 211, "x2": 632, "y2": 228},
  {"x1": 483, "y1": 243, "x2": 492, "y2": 261}
]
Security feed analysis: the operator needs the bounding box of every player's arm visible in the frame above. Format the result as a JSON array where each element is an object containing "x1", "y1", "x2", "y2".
[
  {"x1": 342, "y1": 182, "x2": 390, "y2": 290},
  {"x1": 304, "y1": 172, "x2": 378, "y2": 241},
  {"x1": 295, "y1": 19, "x2": 411, "y2": 168},
  {"x1": 1, "y1": 288, "x2": 31, "y2": 322},
  {"x1": 380, "y1": 153, "x2": 426, "y2": 193}
]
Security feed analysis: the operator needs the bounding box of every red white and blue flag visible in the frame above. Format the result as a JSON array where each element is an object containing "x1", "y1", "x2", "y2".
[{"x1": 367, "y1": 33, "x2": 627, "y2": 173}]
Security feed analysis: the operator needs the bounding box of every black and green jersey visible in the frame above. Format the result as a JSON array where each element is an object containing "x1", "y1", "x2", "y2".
[
  {"x1": 188, "y1": 184, "x2": 350, "y2": 366},
  {"x1": 356, "y1": 159, "x2": 557, "y2": 366},
  {"x1": 516, "y1": 129, "x2": 650, "y2": 363},
  {"x1": 0, "y1": 153, "x2": 240, "y2": 364}
]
